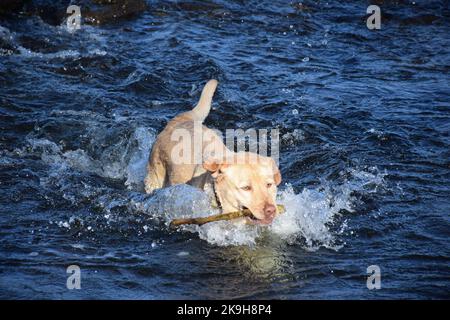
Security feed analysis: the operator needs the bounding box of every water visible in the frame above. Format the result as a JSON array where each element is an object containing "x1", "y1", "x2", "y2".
[{"x1": 1, "y1": 1, "x2": 449, "y2": 299}]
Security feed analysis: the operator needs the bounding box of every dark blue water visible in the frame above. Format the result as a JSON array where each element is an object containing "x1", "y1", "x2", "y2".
[{"x1": 1, "y1": 0, "x2": 449, "y2": 299}]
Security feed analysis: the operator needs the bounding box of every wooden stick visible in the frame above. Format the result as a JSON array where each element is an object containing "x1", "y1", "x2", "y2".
[{"x1": 169, "y1": 205, "x2": 286, "y2": 227}]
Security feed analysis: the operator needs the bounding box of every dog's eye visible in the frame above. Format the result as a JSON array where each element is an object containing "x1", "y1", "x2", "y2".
[
  {"x1": 266, "y1": 183, "x2": 273, "y2": 188},
  {"x1": 241, "y1": 186, "x2": 252, "y2": 191}
]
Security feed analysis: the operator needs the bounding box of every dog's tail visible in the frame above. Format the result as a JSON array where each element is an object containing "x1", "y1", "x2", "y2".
[{"x1": 190, "y1": 79, "x2": 218, "y2": 122}]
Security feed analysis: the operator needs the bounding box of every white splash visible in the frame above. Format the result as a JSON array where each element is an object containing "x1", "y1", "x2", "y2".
[
  {"x1": 124, "y1": 127, "x2": 155, "y2": 191},
  {"x1": 137, "y1": 168, "x2": 384, "y2": 250},
  {"x1": 20, "y1": 126, "x2": 155, "y2": 192},
  {"x1": 15, "y1": 121, "x2": 384, "y2": 250}
]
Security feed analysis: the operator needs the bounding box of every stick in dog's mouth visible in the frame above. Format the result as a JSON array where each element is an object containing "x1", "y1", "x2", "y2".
[
  {"x1": 240, "y1": 206, "x2": 274, "y2": 225},
  {"x1": 239, "y1": 206, "x2": 261, "y2": 223},
  {"x1": 169, "y1": 205, "x2": 286, "y2": 227}
]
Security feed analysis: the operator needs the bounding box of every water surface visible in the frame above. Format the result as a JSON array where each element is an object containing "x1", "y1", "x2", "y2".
[{"x1": 0, "y1": 0, "x2": 449, "y2": 299}]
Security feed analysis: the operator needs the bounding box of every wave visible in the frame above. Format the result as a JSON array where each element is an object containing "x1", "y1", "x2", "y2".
[{"x1": 12, "y1": 127, "x2": 385, "y2": 249}]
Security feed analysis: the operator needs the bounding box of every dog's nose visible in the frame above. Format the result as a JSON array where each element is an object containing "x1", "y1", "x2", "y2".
[{"x1": 264, "y1": 204, "x2": 276, "y2": 217}]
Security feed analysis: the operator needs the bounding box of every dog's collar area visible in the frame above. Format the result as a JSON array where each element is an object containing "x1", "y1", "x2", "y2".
[{"x1": 211, "y1": 179, "x2": 222, "y2": 210}]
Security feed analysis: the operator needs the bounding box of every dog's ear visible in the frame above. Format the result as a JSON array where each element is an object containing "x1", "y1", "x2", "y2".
[
  {"x1": 274, "y1": 170, "x2": 282, "y2": 186},
  {"x1": 203, "y1": 157, "x2": 228, "y2": 178},
  {"x1": 203, "y1": 157, "x2": 221, "y2": 173},
  {"x1": 270, "y1": 158, "x2": 282, "y2": 186}
]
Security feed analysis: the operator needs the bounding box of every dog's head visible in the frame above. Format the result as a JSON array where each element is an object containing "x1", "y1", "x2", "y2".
[{"x1": 203, "y1": 152, "x2": 282, "y2": 225}]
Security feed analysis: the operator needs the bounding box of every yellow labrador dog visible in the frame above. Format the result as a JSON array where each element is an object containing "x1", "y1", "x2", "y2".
[{"x1": 144, "y1": 80, "x2": 281, "y2": 225}]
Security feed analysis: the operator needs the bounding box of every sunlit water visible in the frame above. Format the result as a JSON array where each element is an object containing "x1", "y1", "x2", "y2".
[{"x1": 0, "y1": 1, "x2": 449, "y2": 299}]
